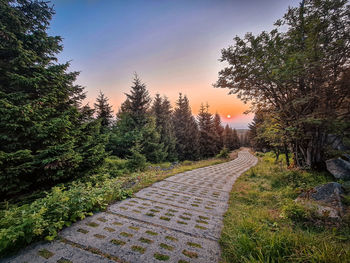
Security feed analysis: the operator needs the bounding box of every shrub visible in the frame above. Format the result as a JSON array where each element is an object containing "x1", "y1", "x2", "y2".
[
  {"x1": 126, "y1": 146, "x2": 147, "y2": 172},
  {"x1": 0, "y1": 175, "x2": 132, "y2": 256},
  {"x1": 216, "y1": 147, "x2": 230, "y2": 159}
]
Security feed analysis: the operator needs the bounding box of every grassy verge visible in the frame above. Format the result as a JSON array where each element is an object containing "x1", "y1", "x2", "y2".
[
  {"x1": 220, "y1": 152, "x2": 350, "y2": 263},
  {"x1": 0, "y1": 156, "x2": 230, "y2": 257}
]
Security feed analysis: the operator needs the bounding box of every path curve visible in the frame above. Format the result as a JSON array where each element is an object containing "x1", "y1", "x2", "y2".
[{"x1": 3, "y1": 149, "x2": 257, "y2": 263}]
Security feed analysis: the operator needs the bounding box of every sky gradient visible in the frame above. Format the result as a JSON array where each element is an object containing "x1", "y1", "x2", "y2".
[{"x1": 49, "y1": 0, "x2": 300, "y2": 128}]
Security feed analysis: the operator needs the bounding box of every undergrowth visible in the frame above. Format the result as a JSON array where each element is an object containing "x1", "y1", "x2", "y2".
[{"x1": 0, "y1": 156, "x2": 229, "y2": 257}]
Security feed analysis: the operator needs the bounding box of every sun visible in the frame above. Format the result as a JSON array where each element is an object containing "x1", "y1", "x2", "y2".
[{"x1": 227, "y1": 114, "x2": 231, "y2": 119}]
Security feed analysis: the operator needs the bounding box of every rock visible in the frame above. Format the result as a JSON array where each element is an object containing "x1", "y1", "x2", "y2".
[
  {"x1": 342, "y1": 153, "x2": 350, "y2": 162},
  {"x1": 296, "y1": 182, "x2": 344, "y2": 219},
  {"x1": 326, "y1": 157, "x2": 350, "y2": 180},
  {"x1": 326, "y1": 134, "x2": 350, "y2": 151}
]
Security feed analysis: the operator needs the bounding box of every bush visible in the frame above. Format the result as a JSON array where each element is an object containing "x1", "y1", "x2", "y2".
[
  {"x1": 216, "y1": 147, "x2": 230, "y2": 159},
  {"x1": 126, "y1": 147, "x2": 147, "y2": 172},
  {"x1": 104, "y1": 157, "x2": 129, "y2": 177},
  {"x1": 0, "y1": 175, "x2": 132, "y2": 256}
]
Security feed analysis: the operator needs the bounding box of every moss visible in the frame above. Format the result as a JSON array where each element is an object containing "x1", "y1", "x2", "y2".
[
  {"x1": 165, "y1": 235, "x2": 178, "y2": 242},
  {"x1": 139, "y1": 237, "x2": 153, "y2": 244},
  {"x1": 120, "y1": 232, "x2": 133, "y2": 237},
  {"x1": 145, "y1": 230, "x2": 158, "y2": 236},
  {"x1": 154, "y1": 253, "x2": 170, "y2": 261},
  {"x1": 110, "y1": 239, "x2": 126, "y2": 246},
  {"x1": 86, "y1": 222, "x2": 99, "y2": 227},
  {"x1": 77, "y1": 228, "x2": 89, "y2": 234},
  {"x1": 38, "y1": 249, "x2": 54, "y2": 259},
  {"x1": 131, "y1": 245, "x2": 146, "y2": 254},
  {"x1": 182, "y1": 250, "x2": 198, "y2": 258},
  {"x1": 159, "y1": 243, "x2": 174, "y2": 251},
  {"x1": 93, "y1": 234, "x2": 106, "y2": 239},
  {"x1": 103, "y1": 227, "x2": 115, "y2": 232},
  {"x1": 187, "y1": 242, "x2": 202, "y2": 248}
]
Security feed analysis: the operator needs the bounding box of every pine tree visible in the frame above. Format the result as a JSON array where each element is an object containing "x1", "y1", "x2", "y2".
[
  {"x1": 0, "y1": 0, "x2": 106, "y2": 197},
  {"x1": 197, "y1": 103, "x2": 218, "y2": 158},
  {"x1": 94, "y1": 91, "x2": 114, "y2": 131},
  {"x1": 152, "y1": 94, "x2": 177, "y2": 161},
  {"x1": 173, "y1": 94, "x2": 199, "y2": 161}
]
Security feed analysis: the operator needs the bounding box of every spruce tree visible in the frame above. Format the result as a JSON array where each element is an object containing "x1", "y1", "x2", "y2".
[
  {"x1": 197, "y1": 103, "x2": 218, "y2": 157},
  {"x1": 173, "y1": 94, "x2": 199, "y2": 160},
  {"x1": 152, "y1": 94, "x2": 177, "y2": 161},
  {"x1": 0, "y1": 0, "x2": 106, "y2": 197},
  {"x1": 94, "y1": 91, "x2": 114, "y2": 131},
  {"x1": 213, "y1": 113, "x2": 224, "y2": 151},
  {"x1": 109, "y1": 75, "x2": 166, "y2": 163}
]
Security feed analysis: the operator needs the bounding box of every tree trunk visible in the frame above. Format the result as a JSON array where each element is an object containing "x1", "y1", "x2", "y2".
[{"x1": 284, "y1": 142, "x2": 290, "y2": 167}]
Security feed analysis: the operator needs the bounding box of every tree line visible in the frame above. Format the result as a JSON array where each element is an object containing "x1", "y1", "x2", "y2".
[{"x1": 0, "y1": 0, "x2": 242, "y2": 199}]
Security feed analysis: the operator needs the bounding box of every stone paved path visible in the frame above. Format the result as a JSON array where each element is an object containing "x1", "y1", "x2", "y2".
[{"x1": 2, "y1": 150, "x2": 257, "y2": 263}]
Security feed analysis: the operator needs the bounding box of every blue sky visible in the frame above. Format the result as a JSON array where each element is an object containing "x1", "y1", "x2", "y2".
[{"x1": 49, "y1": 0, "x2": 300, "y2": 128}]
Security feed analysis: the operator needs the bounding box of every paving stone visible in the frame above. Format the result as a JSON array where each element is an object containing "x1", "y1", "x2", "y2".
[
  {"x1": 135, "y1": 186, "x2": 228, "y2": 215},
  {"x1": 60, "y1": 212, "x2": 220, "y2": 263},
  {"x1": 2, "y1": 150, "x2": 258, "y2": 263},
  {"x1": 152, "y1": 180, "x2": 231, "y2": 201},
  {"x1": 108, "y1": 197, "x2": 222, "y2": 240},
  {"x1": 1, "y1": 241, "x2": 115, "y2": 263}
]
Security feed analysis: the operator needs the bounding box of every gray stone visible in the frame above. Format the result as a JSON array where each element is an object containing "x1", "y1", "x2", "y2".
[
  {"x1": 297, "y1": 182, "x2": 345, "y2": 219},
  {"x1": 1, "y1": 241, "x2": 115, "y2": 263},
  {"x1": 108, "y1": 197, "x2": 223, "y2": 240},
  {"x1": 60, "y1": 212, "x2": 220, "y2": 263},
  {"x1": 326, "y1": 158, "x2": 350, "y2": 180}
]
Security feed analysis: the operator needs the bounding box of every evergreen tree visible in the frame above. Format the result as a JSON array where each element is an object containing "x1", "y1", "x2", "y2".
[
  {"x1": 213, "y1": 113, "x2": 224, "y2": 150},
  {"x1": 197, "y1": 103, "x2": 219, "y2": 157},
  {"x1": 120, "y1": 74, "x2": 151, "y2": 127},
  {"x1": 173, "y1": 94, "x2": 200, "y2": 160},
  {"x1": 94, "y1": 91, "x2": 113, "y2": 131},
  {"x1": 232, "y1": 129, "x2": 240, "y2": 149},
  {"x1": 223, "y1": 125, "x2": 240, "y2": 150},
  {"x1": 152, "y1": 94, "x2": 177, "y2": 161},
  {"x1": 109, "y1": 75, "x2": 166, "y2": 163},
  {"x1": 0, "y1": 0, "x2": 106, "y2": 198}
]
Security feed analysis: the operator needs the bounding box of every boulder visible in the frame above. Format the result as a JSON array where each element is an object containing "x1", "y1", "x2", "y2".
[
  {"x1": 326, "y1": 157, "x2": 350, "y2": 180},
  {"x1": 296, "y1": 182, "x2": 344, "y2": 219}
]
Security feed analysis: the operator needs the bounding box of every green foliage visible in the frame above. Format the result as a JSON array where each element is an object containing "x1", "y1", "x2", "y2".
[
  {"x1": 152, "y1": 94, "x2": 177, "y2": 161},
  {"x1": 216, "y1": 0, "x2": 350, "y2": 168},
  {"x1": 223, "y1": 125, "x2": 240, "y2": 151},
  {"x1": 220, "y1": 154, "x2": 350, "y2": 263},
  {"x1": 197, "y1": 103, "x2": 220, "y2": 158},
  {"x1": 173, "y1": 93, "x2": 200, "y2": 161},
  {"x1": 104, "y1": 157, "x2": 129, "y2": 177},
  {"x1": 0, "y1": 0, "x2": 107, "y2": 198},
  {"x1": 0, "y1": 175, "x2": 132, "y2": 256},
  {"x1": 94, "y1": 91, "x2": 114, "y2": 131},
  {"x1": 216, "y1": 147, "x2": 230, "y2": 159},
  {"x1": 108, "y1": 76, "x2": 166, "y2": 164},
  {"x1": 126, "y1": 145, "x2": 147, "y2": 172},
  {"x1": 281, "y1": 201, "x2": 309, "y2": 223}
]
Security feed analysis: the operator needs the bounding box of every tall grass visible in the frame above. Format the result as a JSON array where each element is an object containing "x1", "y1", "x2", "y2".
[{"x1": 220, "y1": 153, "x2": 350, "y2": 263}]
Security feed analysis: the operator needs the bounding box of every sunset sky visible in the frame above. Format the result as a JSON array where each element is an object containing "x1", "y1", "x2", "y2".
[{"x1": 49, "y1": 0, "x2": 299, "y2": 128}]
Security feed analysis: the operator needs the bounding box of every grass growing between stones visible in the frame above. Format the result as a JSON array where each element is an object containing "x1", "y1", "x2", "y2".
[{"x1": 220, "y1": 152, "x2": 350, "y2": 263}]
